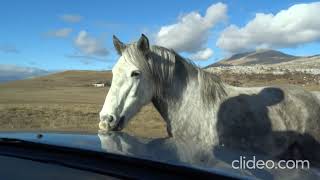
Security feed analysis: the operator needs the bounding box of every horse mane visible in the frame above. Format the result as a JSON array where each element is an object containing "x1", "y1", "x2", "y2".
[{"x1": 122, "y1": 43, "x2": 227, "y2": 105}]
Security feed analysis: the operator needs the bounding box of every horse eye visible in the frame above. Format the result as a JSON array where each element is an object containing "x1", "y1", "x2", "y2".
[{"x1": 131, "y1": 71, "x2": 140, "y2": 77}]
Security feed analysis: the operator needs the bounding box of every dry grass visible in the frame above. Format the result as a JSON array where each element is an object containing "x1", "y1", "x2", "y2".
[
  {"x1": 0, "y1": 103, "x2": 166, "y2": 138},
  {"x1": 0, "y1": 71, "x2": 166, "y2": 138},
  {"x1": 0, "y1": 70, "x2": 319, "y2": 138}
]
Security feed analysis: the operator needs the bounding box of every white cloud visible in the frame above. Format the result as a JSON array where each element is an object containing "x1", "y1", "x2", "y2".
[
  {"x1": 190, "y1": 48, "x2": 214, "y2": 60},
  {"x1": 60, "y1": 14, "x2": 82, "y2": 23},
  {"x1": 74, "y1": 30, "x2": 108, "y2": 57},
  {"x1": 155, "y1": 2, "x2": 227, "y2": 54},
  {"x1": 47, "y1": 28, "x2": 72, "y2": 38},
  {"x1": 217, "y1": 2, "x2": 320, "y2": 54}
]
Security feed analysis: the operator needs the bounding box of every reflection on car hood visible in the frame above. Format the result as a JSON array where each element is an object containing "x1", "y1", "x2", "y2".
[
  {"x1": 0, "y1": 132, "x2": 102, "y2": 151},
  {"x1": 0, "y1": 131, "x2": 319, "y2": 180}
]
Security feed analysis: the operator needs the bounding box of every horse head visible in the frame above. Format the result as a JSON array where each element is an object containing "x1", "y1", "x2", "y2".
[{"x1": 99, "y1": 34, "x2": 155, "y2": 131}]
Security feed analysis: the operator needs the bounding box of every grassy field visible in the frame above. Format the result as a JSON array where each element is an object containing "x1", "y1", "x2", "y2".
[
  {"x1": 0, "y1": 70, "x2": 166, "y2": 138},
  {"x1": 0, "y1": 70, "x2": 319, "y2": 138}
]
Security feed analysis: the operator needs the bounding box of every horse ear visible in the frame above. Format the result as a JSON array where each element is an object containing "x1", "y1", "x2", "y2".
[
  {"x1": 113, "y1": 35, "x2": 126, "y2": 55},
  {"x1": 137, "y1": 34, "x2": 150, "y2": 52}
]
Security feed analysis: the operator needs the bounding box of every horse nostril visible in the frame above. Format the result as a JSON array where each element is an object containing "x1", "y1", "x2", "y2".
[{"x1": 107, "y1": 115, "x2": 114, "y2": 123}]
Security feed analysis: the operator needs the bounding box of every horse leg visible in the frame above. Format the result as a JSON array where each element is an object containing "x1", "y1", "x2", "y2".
[{"x1": 166, "y1": 123, "x2": 173, "y2": 137}]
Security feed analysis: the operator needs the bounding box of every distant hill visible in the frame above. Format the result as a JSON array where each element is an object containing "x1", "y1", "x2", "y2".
[
  {"x1": 0, "y1": 64, "x2": 51, "y2": 83},
  {"x1": 0, "y1": 70, "x2": 112, "y2": 88},
  {"x1": 207, "y1": 49, "x2": 299, "y2": 67},
  {"x1": 36, "y1": 70, "x2": 112, "y2": 87}
]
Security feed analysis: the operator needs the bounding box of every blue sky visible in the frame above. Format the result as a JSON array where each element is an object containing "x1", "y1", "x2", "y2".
[{"x1": 0, "y1": 0, "x2": 319, "y2": 71}]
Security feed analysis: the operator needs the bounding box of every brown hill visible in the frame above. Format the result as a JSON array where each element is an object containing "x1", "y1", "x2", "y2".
[
  {"x1": 207, "y1": 49, "x2": 298, "y2": 67},
  {"x1": 0, "y1": 70, "x2": 112, "y2": 88}
]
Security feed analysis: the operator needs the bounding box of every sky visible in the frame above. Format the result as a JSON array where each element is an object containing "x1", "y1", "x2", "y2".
[{"x1": 0, "y1": 0, "x2": 320, "y2": 71}]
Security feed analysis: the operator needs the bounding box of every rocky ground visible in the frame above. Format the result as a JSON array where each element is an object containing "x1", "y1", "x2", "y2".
[{"x1": 206, "y1": 63, "x2": 320, "y2": 91}]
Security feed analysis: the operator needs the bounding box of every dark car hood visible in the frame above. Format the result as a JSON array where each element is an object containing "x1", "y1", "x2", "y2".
[{"x1": 0, "y1": 132, "x2": 102, "y2": 152}]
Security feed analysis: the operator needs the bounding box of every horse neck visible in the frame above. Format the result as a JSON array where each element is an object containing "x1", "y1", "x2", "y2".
[{"x1": 152, "y1": 68, "x2": 225, "y2": 142}]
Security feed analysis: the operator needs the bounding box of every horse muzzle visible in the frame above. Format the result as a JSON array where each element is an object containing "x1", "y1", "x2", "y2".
[{"x1": 99, "y1": 115, "x2": 125, "y2": 131}]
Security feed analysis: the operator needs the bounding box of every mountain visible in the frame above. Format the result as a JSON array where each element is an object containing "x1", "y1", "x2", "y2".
[
  {"x1": 0, "y1": 64, "x2": 51, "y2": 83},
  {"x1": 207, "y1": 49, "x2": 299, "y2": 67}
]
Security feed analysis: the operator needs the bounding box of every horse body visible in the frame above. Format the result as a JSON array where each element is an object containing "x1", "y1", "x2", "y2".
[
  {"x1": 224, "y1": 85, "x2": 320, "y2": 155},
  {"x1": 99, "y1": 34, "x2": 320, "y2": 165},
  {"x1": 152, "y1": 66, "x2": 320, "y2": 159},
  {"x1": 312, "y1": 91, "x2": 320, "y2": 102}
]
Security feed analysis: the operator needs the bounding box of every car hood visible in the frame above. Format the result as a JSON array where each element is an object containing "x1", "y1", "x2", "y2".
[{"x1": 0, "y1": 131, "x2": 103, "y2": 151}]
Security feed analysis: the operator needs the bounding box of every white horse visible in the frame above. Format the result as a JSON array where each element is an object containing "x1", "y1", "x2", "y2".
[{"x1": 99, "y1": 34, "x2": 320, "y2": 165}]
